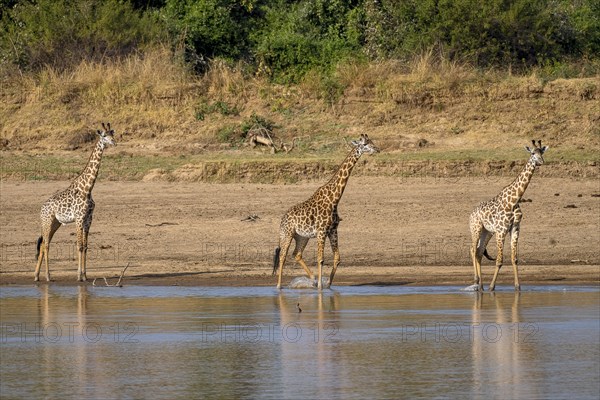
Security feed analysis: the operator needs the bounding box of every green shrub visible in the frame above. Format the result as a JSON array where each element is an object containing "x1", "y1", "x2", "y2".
[
  {"x1": 161, "y1": 0, "x2": 262, "y2": 71},
  {"x1": 569, "y1": 0, "x2": 600, "y2": 57},
  {"x1": 240, "y1": 113, "x2": 275, "y2": 136},
  {"x1": 1, "y1": 0, "x2": 598, "y2": 80},
  {"x1": 253, "y1": 0, "x2": 363, "y2": 83},
  {"x1": 363, "y1": 0, "x2": 598, "y2": 68},
  {"x1": 1, "y1": 0, "x2": 164, "y2": 72},
  {"x1": 215, "y1": 125, "x2": 240, "y2": 143}
]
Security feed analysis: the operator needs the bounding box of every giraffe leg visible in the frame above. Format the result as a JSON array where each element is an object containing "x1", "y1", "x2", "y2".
[
  {"x1": 35, "y1": 218, "x2": 61, "y2": 282},
  {"x1": 35, "y1": 209, "x2": 51, "y2": 281},
  {"x1": 489, "y1": 233, "x2": 506, "y2": 291},
  {"x1": 476, "y1": 230, "x2": 493, "y2": 290},
  {"x1": 34, "y1": 243, "x2": 44, "y2": 282},
  {"x1": 46, "y1": 220, "x2": 62, "y2": 281},
  {"x1": 511, "y1": 210, "x2": 523, "y2": 291},
  {"x1": 81, "y1": 232, "x2": 89, "y2": 282},
  {"x1": 470, "y1": 222, "x2": 484, "y2": 291},
  {"x1": 76, "y1": 224, "x2": 83, "y2": 282},
  {"x1": 316, "y1": 232, "x2": 326, "y2": 290},
  {"x1": 470, "y1": 244, "x2": 481, "y2": 290},
  {"x1": 76, "y1": 220, "x2": 86, "y2": 282},
  {"x1": 80, "y1": 208, "x2": 94, "y2": 282},
  {"x1": 510, "y1": 230, "x2": 520, "y2": 291},
  {"x1": 327, "y1": 228, "x2": 340, "y2": 289},
  {"x1": 277, "y1": 235, "x2": 294, "y2": 290},
  {"x1": 292, "y1": 236, "x2": 314, "y2": 279}
]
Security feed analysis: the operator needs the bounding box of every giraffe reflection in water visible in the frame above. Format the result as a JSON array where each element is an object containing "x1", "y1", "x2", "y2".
[
  {"x1": 276, "y1": 290, "x2": 341, "y2": 398},
  {"x1": 470, "y1": 292, "x2": 542, "y2": 398}
]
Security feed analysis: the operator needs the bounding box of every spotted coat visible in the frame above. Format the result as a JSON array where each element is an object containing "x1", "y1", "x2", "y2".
[
  {"x1": 34, "y1": 124, "x2": 116, "y2": 282},
  {"x1": 469, "y1": 140, "x2": 548, "y2": 292},
  {"x1": 274, "y1": 134, "x2": 379, "y2": 290}
]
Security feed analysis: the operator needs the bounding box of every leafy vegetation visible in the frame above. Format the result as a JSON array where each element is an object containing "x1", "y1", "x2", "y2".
[
  {"x1": 1, "y1": 0, "x2": 598, "y2": 183},
  {"x1": 1, "y1": 0, "x2": 164, "y2": 71},
  {"x1": 2, "y1": 0, "x2": 598, "y2": 80}
]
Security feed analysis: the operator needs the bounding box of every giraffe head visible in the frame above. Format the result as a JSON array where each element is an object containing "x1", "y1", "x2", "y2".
[
  {"x1": 97, "y1": 122, "x2": 116, "y2": 148},
  {"x1": 351, "y1": 133, "x2": 379, "y2": 155},
  {"x1": 524, "y1": 139, "x2": 548, "y2": 166}
]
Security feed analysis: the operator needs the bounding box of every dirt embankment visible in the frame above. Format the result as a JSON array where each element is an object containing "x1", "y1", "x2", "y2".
[{"x1": 143, "y1": 159, "x2": 599, "y2": 184}]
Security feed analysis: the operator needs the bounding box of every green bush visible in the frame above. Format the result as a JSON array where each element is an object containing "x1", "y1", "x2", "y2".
[
  {"x1": 363, "y1": 0, "x2": 598, "y2": 68},
  {"x1": 215, "y1": 125, "x2": 239, "y2": 143},
  {"x1": 240, "y1": 113, "x2": 275, "y2": 136},
  {"x1": 1, "y1": 0, "x2": 163, "y2": 72},
  {"x1": 1, "y1": 0, "x2": 598, "y2": 79},
  {"x1": 253, "y1": 0, "x2": 364, "y2": 82},
  {"x1": 569, "y1": 0, "x2": 600, "y2": 57},
  {"x1": 161, "y1": 0, "x2": 262, "y2": 71}
]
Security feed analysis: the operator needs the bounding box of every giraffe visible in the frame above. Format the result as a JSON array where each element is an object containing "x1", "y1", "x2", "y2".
[
  {"x1": 469, "y1": 140, "x2": 548, "y2": 292},
  {"x1": 273, "y1": 133, "x2": 379, "y2": 290},
  {"x1": 34, "y1": 123, "x2": 116, "y2": 282}
]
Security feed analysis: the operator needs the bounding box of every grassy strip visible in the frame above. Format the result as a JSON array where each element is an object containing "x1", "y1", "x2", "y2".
[
  {"x1": 1, "y1": 149, "x2": 597, "y2": 182},
  {"x1": 0, "y1": 153, "x2": 186, "y2": 181},
  {"x1": 376, "y1": 148, "x2": 600, "y2": 163}
]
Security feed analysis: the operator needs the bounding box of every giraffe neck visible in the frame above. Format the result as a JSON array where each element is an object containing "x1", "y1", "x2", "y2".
[
  {"x1": 498, "y1": 157, "x2": 537, "y2": 207},
  {"x1": 320, "y1": 147, "x2": 362, "y2": 205},
  {"x1": 72, "y1": 139, "x2": 105, "y2": 194}
]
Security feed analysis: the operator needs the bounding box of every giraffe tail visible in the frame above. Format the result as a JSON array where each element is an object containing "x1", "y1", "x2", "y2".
[
  {"x1": 36, "y1": 236, "x2": 43, "y2": 260},
  {"x1": 272, "y1": 247, "x2": 281, "y2": 275},
  {"x1": 483, "y1": 248, "x2": 494, "y2": 261}
]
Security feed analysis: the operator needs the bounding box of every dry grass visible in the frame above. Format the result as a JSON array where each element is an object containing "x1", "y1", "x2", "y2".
[
  {"x1": 1, "y1": 46, "x2": 598, "y2": 165},
  {"x1": 204, "y1": 59, "x2": 260, "y2": 102},
  {"x1": 23, "y1": 47, "x2": 197, "y2": 105}
]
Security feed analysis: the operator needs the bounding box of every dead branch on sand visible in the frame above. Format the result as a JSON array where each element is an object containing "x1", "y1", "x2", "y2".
[
  {"x1": 280, "y1": 137, "x2": 299, "y2": 153},
  {"x1": 92, "y1": 263, "x2": 130, "y2": 287}
]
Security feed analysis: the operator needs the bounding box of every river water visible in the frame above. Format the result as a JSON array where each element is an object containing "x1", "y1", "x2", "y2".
[{"x1": 1, "y1": 285, "x2": 599, "y2": 399}]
